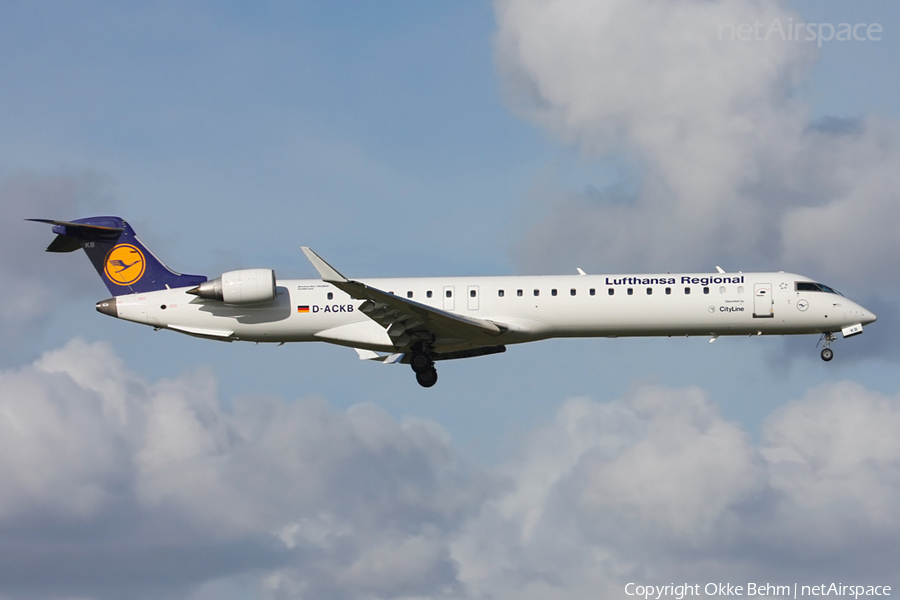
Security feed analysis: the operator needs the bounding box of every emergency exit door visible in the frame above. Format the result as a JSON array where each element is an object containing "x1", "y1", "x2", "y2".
[
  {"x1": 443, "y1": 286, "x2": 455, "y2": 311},
  {"x1": 467, "y1": 285, "x2": 479, "y2": 310}
]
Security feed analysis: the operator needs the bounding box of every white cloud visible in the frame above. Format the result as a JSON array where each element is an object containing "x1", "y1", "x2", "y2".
[
  {"x1": 761, "y1": 381, "x2": 900, "y2": 550},
  {"x1": 1, "y1": 340, "x2": 898, "y2": 598},
  {"x1": 780, "y1": 118, "x2": 900, "y2": 281},
  {"x1": 495, "y1": 0, "x2": 900, "y2": 286},
  {"x1": 454, "y1": 382, "x2": 900, "y2": 598},
  {"x1": 0, "y1": 339, "x2": 485, "y2": 599}
]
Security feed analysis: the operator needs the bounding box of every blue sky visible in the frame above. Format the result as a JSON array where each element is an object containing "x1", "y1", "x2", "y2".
[{"x1": 2, "y1": 1, "x2": 900, "y2": 598}]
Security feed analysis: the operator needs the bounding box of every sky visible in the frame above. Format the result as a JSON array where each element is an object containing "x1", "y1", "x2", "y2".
[{"x1": 1, "y1": 0, "x2": 899, "y2": 598}]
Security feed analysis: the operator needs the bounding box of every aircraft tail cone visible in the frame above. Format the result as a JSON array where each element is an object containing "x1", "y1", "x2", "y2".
[{"x1": 96, "y1": 298, "x2": 118, "y2": 318}]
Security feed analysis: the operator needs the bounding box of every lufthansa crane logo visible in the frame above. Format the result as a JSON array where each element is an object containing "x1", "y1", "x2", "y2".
[{"x1": 104, "y1": 244, "x2": 146, "y2": 286}]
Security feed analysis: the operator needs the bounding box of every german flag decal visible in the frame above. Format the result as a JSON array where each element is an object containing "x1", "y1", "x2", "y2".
[{"x1": 297, "y1": 305, "x2": 310, "y2": 313}]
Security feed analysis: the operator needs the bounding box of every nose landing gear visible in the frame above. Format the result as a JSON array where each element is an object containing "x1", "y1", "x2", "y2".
[{"x1": 819, "y1": 333, "x2": 836, "y2": 361}]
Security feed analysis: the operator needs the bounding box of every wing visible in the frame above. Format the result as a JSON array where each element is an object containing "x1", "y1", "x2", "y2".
[{"x1": 301, "y1": 247, "x2": 507, "y2": 351}]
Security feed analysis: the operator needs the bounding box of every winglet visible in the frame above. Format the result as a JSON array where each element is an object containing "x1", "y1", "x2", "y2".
[{"x1": 301, "y1": 247, "x2": 348, "y2": 283}]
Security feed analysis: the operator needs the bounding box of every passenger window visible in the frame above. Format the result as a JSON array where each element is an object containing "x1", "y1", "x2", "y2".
[
  {"x1": 590, "y1": 288, "x2": 596, "y2": 296},
  {"x1": 517, "y1": 289, "x2": 523, "y2": 297},
  {"x1": 703, "y1": 287, "x2": 710, "y2": 294},
  {"x1": 470, "y1": 289, "x2": 476, "y2": 298},
  {"x1": 498, "y1": 289, "x2": 505, "y2": 297},
  {"x1": 627, "y1": 288, "x2": 633, "y2": 295},
  {"x1": 665, "y1": 287, "x2": 671, "y2": 295},
  {"x1": 534, "y1": 289, "x2": 540, "y2": 297},
  {"x1": 571, "y1": 289, "x2": 576, "y2": 296},
  {"x1": 446, "y1": 290, "x2": 452, "y2": 298},
  {"x1": 719, "y1": 286, "x2": 726, "y2": 294},
  {"x1": 737, "y1": 286, "x2": 744, "y2": 294},
  {"x1": 608, "y1": 288, "x2": 614, "y2": 296},
  {"x1": 407, "y1": 291, "x2": 413, "y2": 298},
  {"x1": 427, "y1": 290, "x2": 433, "y2": 298},
  {"x1": 685, "y1": 287, "x2": 691, "y2": 295},
  {"x1": 646, "y1": 288, "x2": 652, "y2": 295},
  {"x1": 327, "y1": 292, "x2": 333, "y2": 300},
  {"x1": 551, "y1": 289, "x2": 558, "y2": 296}
]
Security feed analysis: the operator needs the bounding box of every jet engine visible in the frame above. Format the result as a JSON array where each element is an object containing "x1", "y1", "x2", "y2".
[{"x1": 187, "y1": 268, "x2": 276, "y2": 304}]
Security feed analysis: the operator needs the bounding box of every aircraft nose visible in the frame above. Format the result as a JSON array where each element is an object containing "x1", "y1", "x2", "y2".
[{"x1": 861, "y1": 308, "x2": 877, "y2": 325}]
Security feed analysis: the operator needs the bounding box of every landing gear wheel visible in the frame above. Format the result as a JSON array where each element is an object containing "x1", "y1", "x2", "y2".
[
  {"x1": 410, "y1": 352, "x2": 433, "y2": 374},
  {"x1": 416, "y1": 367, "x2": 438, "y2": 388},
  {"x1": 819, "y1": 332, "x2": 836, "y2": 362}
]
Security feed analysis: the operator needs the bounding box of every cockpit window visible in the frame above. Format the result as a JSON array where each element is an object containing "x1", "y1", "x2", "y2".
[{"x1": 795, "y1": 281, "x2": 842, "y2": 295}]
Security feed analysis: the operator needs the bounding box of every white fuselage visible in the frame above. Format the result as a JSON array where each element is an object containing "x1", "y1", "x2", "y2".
[{"x1": 109, "y1": 271, "x2": 876, "y2": 353}]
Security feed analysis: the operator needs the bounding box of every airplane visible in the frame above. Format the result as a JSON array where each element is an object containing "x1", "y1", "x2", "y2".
[{"x1": 30, "y1": 216, "x2": 877, "y2": 387}]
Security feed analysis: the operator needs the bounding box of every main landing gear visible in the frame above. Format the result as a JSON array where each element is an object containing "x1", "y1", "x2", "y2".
[
  {"x1": 410, "y1": 348, "x2": 438, "y2": 388},
  {"x1": 819, "y1": 333, "x2": 836, "y2": 362}
]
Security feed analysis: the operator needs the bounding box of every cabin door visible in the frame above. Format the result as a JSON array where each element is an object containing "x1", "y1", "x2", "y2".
[{"x1": 753, "y1": 283, "x2": 774, "y2": 318}]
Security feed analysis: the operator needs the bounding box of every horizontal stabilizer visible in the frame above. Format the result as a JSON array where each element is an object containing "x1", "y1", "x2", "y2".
[
  {"x1": 26, "y1": 218, "x2": 125, "y2": 234},
  {"x1": 28, "y1": 218, "x2": 125, "y2": 253},
  {"x1": 46, "y1": 234, "x2": 83, "y2": 253}
]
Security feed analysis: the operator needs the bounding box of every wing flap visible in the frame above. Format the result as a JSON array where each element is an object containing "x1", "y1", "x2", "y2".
[{"x1": 168, "y1": 324, "x2": 234, "y2": 341}]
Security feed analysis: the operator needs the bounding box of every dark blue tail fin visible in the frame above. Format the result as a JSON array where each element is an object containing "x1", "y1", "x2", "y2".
[{"x1": 29, "y1": 216, "x2": 207, "y2": 296}]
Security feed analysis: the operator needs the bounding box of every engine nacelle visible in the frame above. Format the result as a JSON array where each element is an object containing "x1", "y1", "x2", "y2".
[{"x1": 187, "y1": 268, "x2": 276, "y2": 304}]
